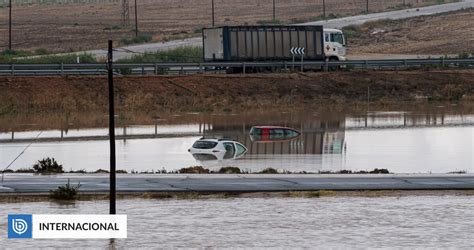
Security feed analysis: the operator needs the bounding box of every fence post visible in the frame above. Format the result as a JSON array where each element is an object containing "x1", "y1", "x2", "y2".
[
  {"x1": 243, "y1": 62, "x2": 246, "y2": 74},
  {"x1": 199, "y1": 63, "x2": 203, "y2": 73},
  {"x1": 441, "y1": 57, "x2": 445, "y2": 67},
  {"x1": 60, "y1": 63, "x2": 64, "y2": 76},
  {"x1": 365, "y1": 60, "x2": 369, "y2": 69},
  {"x1": 10, "y1": 64, "x2": 14, "y2": 76},
  {"x1": 154, "y1": 63, "x2": 158, "y2": 75},
  {"x1": 142, "y1": 66, "x2": 145, "y2": 75},
  {"x1": 404, "y1": 59, "x2": 407, "y2": 68}
]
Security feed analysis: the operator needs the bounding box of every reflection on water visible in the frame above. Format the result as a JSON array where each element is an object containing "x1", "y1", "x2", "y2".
[
  {"x1": 0, "y1": 110, "x2": 473, "y2": 173},
  {"x1": 0, "y1": 196, "x2": 474, "y2": 248}
]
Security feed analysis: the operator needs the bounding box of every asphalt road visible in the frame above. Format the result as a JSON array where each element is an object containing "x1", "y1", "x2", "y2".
[
  {"x1": 1, "y1": 174, "x2": 473, "y2": 193},
  {"x1": 81, "y1": 0, "x2": 474, "y2": 61}
]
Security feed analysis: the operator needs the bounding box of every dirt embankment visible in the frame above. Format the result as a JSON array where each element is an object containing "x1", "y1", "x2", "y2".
[
  {"x1": 0, "y1": 0, "x2": 454, "y2": 53},
  {"x1": 346, "y1": 8, "x2": 474, "y2": 55},
  {"x1": 1, "y1": 70, "x2": 474, "y2": 114}
]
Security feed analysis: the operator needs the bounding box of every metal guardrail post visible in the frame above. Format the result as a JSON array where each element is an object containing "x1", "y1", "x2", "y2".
[
  {"x1": 284, "y1": 61, "x2": 287, "y2": 71},
  {"x1": 154, "y1": 63, "x2": 158, "y2": 75},
  {"x1": 10, "y1": 64, "x2": 14, "y2": 76},
  {"x1": 404, "y1": 59, "x2": 407, "y2": 68},
  {"x1": 243, "y1": 62, "x2": 246, "y2": 74},
  {"x1": 324, "y1": 60, "x2": 328, "y2": 72},
  {"x1": 60, "y1": 63, "x2": 64, "y2": 76},
  {"x1": 441, "y1": 58, "x2": 445, "y2": 67},
  {"x1": 365, "y1": 60, "x2": 369, "y2": 69},
  {"x1": 199, "y1": 63, "x2": 203, "y2": 73}
]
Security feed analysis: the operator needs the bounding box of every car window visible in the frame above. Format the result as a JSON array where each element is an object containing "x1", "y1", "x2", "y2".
[
  {"x1": 270, "y1": 129, "x2": 285, "y2": 135},
  {"x1": 330, "y1": 33, "x2": 344, "y2": 45},
  {"x1": 223, "y1": 142, "x2": 236, "y2": 159},
  {"x1": 250, "y1": 127, "x2": 262, "y2": 135},
  {"x1": 192, "y1": 141, "x2": 218, "y2": 149},
  {"x1": 235, "y1": 143, "x2": 247, "y2": 157},
  {"x1": 286, "y1": 130, "x2": 300, "y2": 137},
  {"x1": 325, "y1": 33, "x2": 330, "y2": 42}
]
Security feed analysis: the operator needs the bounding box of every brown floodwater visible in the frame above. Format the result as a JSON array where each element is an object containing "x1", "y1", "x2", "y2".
[
  {"x1": 0, "y1": 195, "x2": 473, "y2": 248},
  {"x1": 0, "y1": 107, "x2": 473, "y2": 173}
]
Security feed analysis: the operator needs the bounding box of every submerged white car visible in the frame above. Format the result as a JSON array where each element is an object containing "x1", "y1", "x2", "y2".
[{"x1": 188, "y1": 138, "x2": 248, "y2": 161}]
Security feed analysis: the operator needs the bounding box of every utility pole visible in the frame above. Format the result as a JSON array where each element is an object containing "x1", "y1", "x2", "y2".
[
  {"x1": 322, "y1": 0, "x2": 326, "y2": 18},
  {"x1": 8, "y1": 0, "x2": 12, "y2": 50},
  {"x1": 121, "y1": 0, "x2": 130, "y2": 27},
  {"x1": 134, "y1": 0, "x2": 138, "y2": 37},
  {"x1": 366, "y1": 0, "x2": 369, "y2": 13},
  {"x1": 272, "y1": 0, "x2": 275, "y2": 21},
  {"x1": 211, "y1": 0, "x2": 215, "y2": 27},
  {"x1": 107, "y1": 40, "x2": 116, "y2": 215}
]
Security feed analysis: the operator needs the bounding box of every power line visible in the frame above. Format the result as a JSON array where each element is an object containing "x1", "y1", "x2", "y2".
[{"x1": 1, "y1": 131, "x2": 43, "y2": 183}]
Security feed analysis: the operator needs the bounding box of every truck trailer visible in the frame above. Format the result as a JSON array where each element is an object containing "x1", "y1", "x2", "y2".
[{"x1": 203, "y1": 25, "x2": 346, "y2": 65}]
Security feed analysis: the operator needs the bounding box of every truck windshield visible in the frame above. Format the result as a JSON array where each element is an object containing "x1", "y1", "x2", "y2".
[{"x1": 330, "y1": 33, "x2": 345, "y2": 45}]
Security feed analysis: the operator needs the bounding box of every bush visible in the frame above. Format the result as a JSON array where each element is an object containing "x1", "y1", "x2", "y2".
[
  {"x1": 342, "y1": 25, "x2": 362, "y2": 39},
  {"x1": 34, "y1": 48, "x2": 49, "y2": 55},
  {"x1": 94, "y1": 169, "x2": 109, "y2": 174},
  {"x1": 259, "y1": 168, "x2": 279, "y2": 174},
  {"x1": 26, "y1": 54, "x2": 95, "y2": 64},
  {"x1": 116, "y1": 46, "x2": 203, "y2": 63},
  {"x1": 120, "y1": 34, "x2": 153, "y2": 45},
  {"x1": 14, "y1": 168, "x2": 35, "y2": 173},
  {"x1": 369, "y1": 168, "x2": 390, "y2": 174},
  {"x1": 49, "y1": 179, "x2": 81, "y2": 200},
  {"x1": 218, "y1": 167, "x2": 241, "y2": 174},
  {"x1": 178, "y1": 166, "x2": 210, "y2": 174},
  {"x1": 33, "y1": 157, "x2": 64, "y2": 173},
  {"x1": 194, "y1": 26, "x2": 204, "y2": 34}
]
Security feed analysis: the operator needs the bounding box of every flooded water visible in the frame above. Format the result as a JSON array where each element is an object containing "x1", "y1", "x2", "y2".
[
  {"x1": 0, "y1": 195, "x2": 473, "y2": 248},
  {"x1": 1, "y1": 109, "x2": 473, "y2": 173}
]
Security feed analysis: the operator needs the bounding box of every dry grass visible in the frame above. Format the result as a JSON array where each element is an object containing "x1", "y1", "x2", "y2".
[
  {"x1": 346, "y1": 8, "x2": 474, "y2": 55},
  {"x1": 1, "y1": 70, "x2": 474, "y2": 117},
  {"x1": 0, "y1": 0, "x2": 456, "y2": 53}
]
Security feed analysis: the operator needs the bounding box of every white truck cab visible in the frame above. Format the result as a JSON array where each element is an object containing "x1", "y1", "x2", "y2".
[{"x1": 323, "y1": 28, "x2": 347, "y2": 62}]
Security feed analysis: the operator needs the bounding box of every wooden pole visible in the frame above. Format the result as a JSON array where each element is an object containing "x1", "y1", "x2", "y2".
[{"x1": 108, "y1": 40, "x2": 116, "y2": 215}]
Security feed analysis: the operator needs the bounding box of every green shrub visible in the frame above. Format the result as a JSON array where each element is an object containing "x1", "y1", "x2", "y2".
[
  {"x1": 33, "y1": 157, "x2": 64, "y2": 173},
  {"x1": 12, "y1": 53, "x2": 97, "y2": 64},
  {"x1": 343, "y1": 25, "x2": 362, "y2": 39},
  {"x1": 120, "y1": 34, "x2": 153, "y2": 45},
  {"x1": 194, "y1": 26, "x2": 204, "y2": 34},
  {"x1": 49, "y1": 179, "x2": 81, "y2": 200},
  {"x1": 116, "y1": 46, "x2": 203, "y2": 63},
  {"x1": 34, "y1": 48, "x2": 49, "y2": 55}
]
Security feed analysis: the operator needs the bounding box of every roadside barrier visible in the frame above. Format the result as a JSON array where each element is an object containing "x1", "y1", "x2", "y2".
[{"x1": 0, "y1": 58, "x2": 473, "y2": 76}]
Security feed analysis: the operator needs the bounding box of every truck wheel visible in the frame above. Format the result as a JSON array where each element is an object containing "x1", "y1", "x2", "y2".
[{"x1": 329, "y1": 57, "x2": 339, "y2": 71}]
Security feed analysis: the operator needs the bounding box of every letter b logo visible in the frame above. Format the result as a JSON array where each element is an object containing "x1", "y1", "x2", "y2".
[{"x1": 8, "y1": 214, "x2": 32, "y2": 238}]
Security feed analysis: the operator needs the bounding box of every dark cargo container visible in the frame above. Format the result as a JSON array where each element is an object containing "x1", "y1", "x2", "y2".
[{"x1": 203, "y1": 26, "x2": 325, "y2": 62}]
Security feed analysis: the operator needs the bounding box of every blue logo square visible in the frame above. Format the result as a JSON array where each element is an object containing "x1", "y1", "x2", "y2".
[{"x1": 8, "y1": 214, "x2": 32, "y2": 239}]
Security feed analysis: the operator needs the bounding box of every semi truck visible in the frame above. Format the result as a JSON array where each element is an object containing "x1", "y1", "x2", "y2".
[{"x1": 202, "y1": 25, "x2": 346, "y2": 71}]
